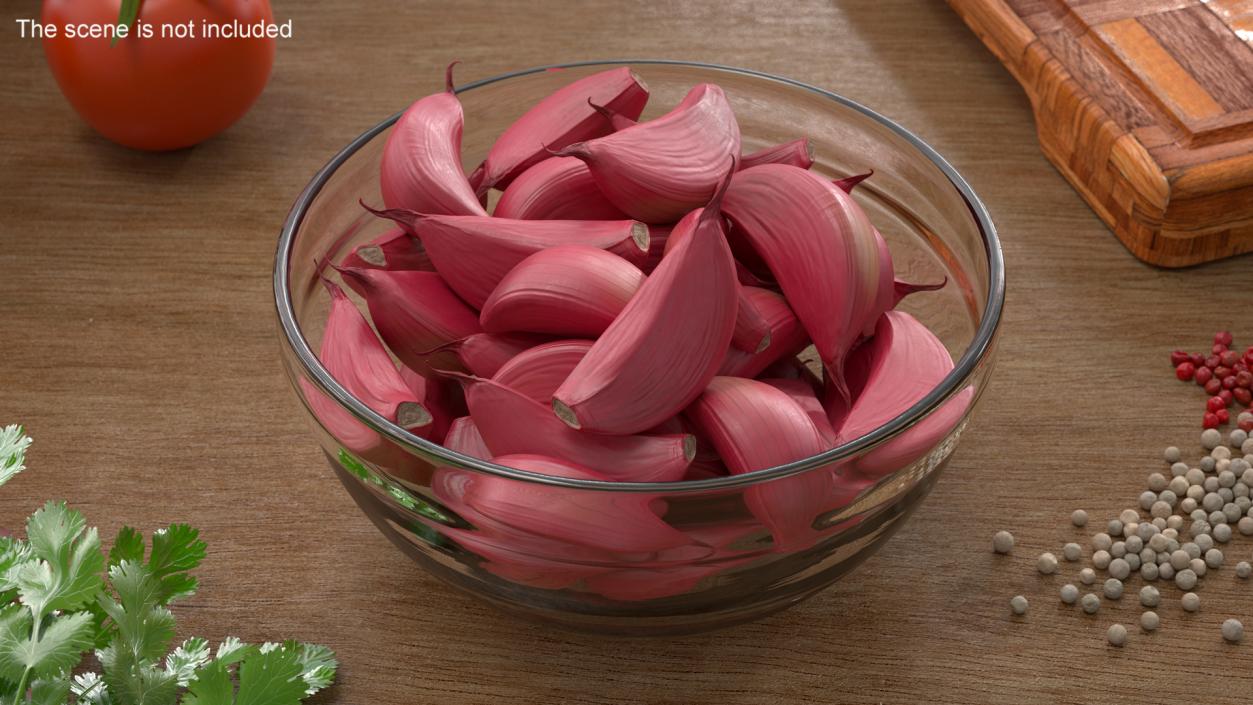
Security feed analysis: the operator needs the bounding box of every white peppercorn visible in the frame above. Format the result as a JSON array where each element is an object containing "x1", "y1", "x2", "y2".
[
  {"x1": 1120, "y1": 508, "x2": 1140, "y2": 524},
  {"x1": 1081, "y1": 593, "x2": 1100, "y2": 614},
  {"x1": 1093, "y1": 550, "x2": 1112, "y2": 569},
  {"x1": 1104, "y1": 578, "x2": 1124, "y2": 599},
  {"x1": 1225, "y1": 503, "x2": 1243, "y2": 523},
  {"x1": 1181, "y1": 591, "x2": 1200, "y2": 612},
  {"x1": 1236, "y1": 561, "x2": 1251, "y2": 579},
  {"x1": 1141, "y1": 611, "x2": 1159, "y2": 631},
  {"x1": 1149, "y1": 501, "x2": 1171, "y2": 520},
  {"x1": 1107, "y1": 623, "x2": 1127, "y2": 646},
  {"x1": 1195, "y1": 533, "x2": 1214, "y2": 552},
  {"x1": 1148, "y1": 472, "x2": 1168, "y2": 492},
  {"x1": 1109, "y1": 558, "x2": 1131, "y2": 580},
  {"x1": 1236, "y1": 496, "x2": 1250, "y2": 511},
  {"x1": 1010, "y1": 595, "x2": 1028, "y2": 615},
  {"x1": 1205, "y1": 477, "x2": 1221, "y2": 494},
  {"x1": 1079, "y1": 567, "x2": 1096, "y2": 585},
  {"x1": 1139, "y1": 491, "x2": 1157, "y2": 510},
  {"x1": 1168, "y1": 476, "x2": 1189, "y2": 495},
  {"x1": 1071, "y1": 509, "x2": 1089, "y2": 527},
  {"x1": 1111, "y1": 541, "x2": 1126, "y2": 558},
  {"x1": 1213, "y1": 446, "x2": 1232, "y2": 461},
  {"x1": 1183, "y1": 542, "x2": 1202, "y2": 559},
  {"x1": 1125, "y1": 535, "x2": 1143, "y2": 553},
  {"x1": 1038, "y1": 552, "x2": 1058, "y2": 574},
  {"x1": 1165, "y1": 446, "x2": 1182, "y2": 463},
  {"x1": 1149, "y1": 533, "x2": 1169, "y2": 552},
  {"x1": 1180, "y1": 497, "x2": 1198, "y2": 513},
  {"x1": 1190, "y1": 558, "x2": 1208, "y2": 577},
  {"x1": 1207, "y1": 511, "x2": 1225, "y2": 527},
  {"x1": 1123, "y1": 522, "x2": 1138, "y2": 538},
  {"x1": 1139, "y1": 547, "x2": 1155, "y2": 564},
  {"x1": 1187, "y1": 467, "x2": 1206, "y2": 486},
  {"x1": 1220, "y1": 470, "x2": 1237, "y2": 488},
  {"x1": 1214, "y1": 523, "x2": 1234, "y2": 543},
  {"x1": 1108, "y1": 519, "x2": 1124, "y2": 536},
  {"x1": 1092, "y1": 532, "x2": 1112, "y2": 551},
  {"x1": 1160, "y1": 563, "x2": 1176, "y2": 581},
  {"x1": 1191, "y1": 521, "x2": 1212, "y2": 537},
  {"x1": 1126, "y1": 553, "x2": 1141, "y2": 571},
  {"x1": 1240, "y1": 517, "x2": 1253, "y2": 536},
  {"x1": 1205, "y1": 548, "x2": 1224, "y2": 568},
  {"x1": 1177, "y1": 569, "x2": 1199, "y2": 591},
  {"x1": 1203, "y1": 428, "x2": 1223, "y2": 449},
  {"x1": 1171, "y1": 461, "x2": 1189, "y2": 476},
  {"x1": 1164, "y1": 527, "x2": 1180, "y2": 541},
  {"x1": 1204, "y1": 492, "x2": 1224, "y2": 512},
  {"x1": 993, "y1": 530, "x2": 1015, "y2": 554},
  {"x1": 1060, "y1": 584, "x2": 1079, "y2": 604},
  {"x1": 1244, "y1": 436, "x2": 1253, "y2": 454},
  {"x1": 1187, "y1": 485, "x2": 1206, "y2": 501},
  {"x1": 1233, "y1": 429, "x2": 1250, "y2": 447},
  {"x1": 1141, "y1": 562, "x2": 1159, "y2": 581},
  {"x1": 1223, "y1": 618, "x2": 1243, "y2": 643},
  {"x1": 1202, "y1": 456, "x2": 1218, "y2": 472},
  {"x1": 1171, "y1": 549, "x2": 1192, "y2": 570},
  {"x1": 1063, "y1": 542, "x2": 1082, "y2": 562},
  {"x1": 1218, "y1": 458, "x2": 1232, "y2": 474},
  {"x1": 1150, "y1": 517, "x2": 1167, "y2": 531}
]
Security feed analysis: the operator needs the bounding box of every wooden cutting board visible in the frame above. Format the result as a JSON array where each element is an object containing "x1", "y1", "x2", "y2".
[{"x1": 948, "y1": 0, "x2": 1253, "y2": 267}]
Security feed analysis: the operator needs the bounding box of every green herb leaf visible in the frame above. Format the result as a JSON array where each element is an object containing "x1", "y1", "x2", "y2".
[
  {"x1": 148, "y1": 525, "x2": 205, "y2": 604},
  {"x1": 30, "y1": 675, "x2": 73, "y2": 705},
  {"x1": 0, "y1": 425, "x2": 31, "y2": 488},
  {"x1": 181, "y1": 658, "x2": 232, "y2": 705},
  {"x1": 100, "y1": 562, "x2": 177, "y2": 664},
  {"x1": 213, "y1": 637, "x2": 254, "y2": 667},
  {"x1": 0, "y1": 535, "x2": 34, "y2": 603},
  {"x1": 104, "y1": 646, "x2": 178, "y2": 705},
  {"x1": 21, "y1": 501, "x2": 105, "y2": 618},
  {"x1": 71, "y1": 671, "x2": 112, "y2": 705},
  {"x1": 234, "y1": 646, "x2": 306, "y2": 705},
  {"x1": 165, "y1": 637, "x2": 210, "y2": 687},
  {"x1": 109, "y1": 527, "x2": 145, "y2": 568},
  {"x1": 0, "y1": 609, "x2": 94, "y2": 681},
  {"x1": 293, "y1": 642, "x2": 337, "y2": 696}
]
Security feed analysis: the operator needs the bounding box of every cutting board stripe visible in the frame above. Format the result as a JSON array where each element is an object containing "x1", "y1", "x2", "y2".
[
  {"x1": 1139, "y1": 7, "x2": 1253, "y2": 111},
  {"x1": 1097, "y1": 18, "x2": 1226, "y2": 122}
]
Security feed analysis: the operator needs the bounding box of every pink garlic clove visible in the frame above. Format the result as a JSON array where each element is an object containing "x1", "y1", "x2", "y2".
[
  {"x1": 717, "y1": 287, "x2": 808, "y2": 378},
  {"x1": 493, "y1": 157, "x2": 630, "y2": 220},
  {"x1": 491, "y1": 339, "x2": 594, "y2": 404},
  {"x1": 476, "y1": 67, "x2": 649, "y2": 193},
  {"x1": 760, "y1": 377, "x2": 838, "y2": 445},
  {"x1": 380, "y1": 62, "x2": 486, "y2": 216},
  {"x1": 479, "y1": 246, "x2": 645, "y2": 338},
  {"x1": 555, "y1": 83, "x2": 741, "y2": 224},
  {"x1": 441, "y1": 416, "x2": 491, "y2": 459},
  {"x1": 340, "y1": 227, "x2": 434, "y2": 273},
  {"x1": 364, "y1": 203, "x2": 649, "y2": 309},
  {"x1": 552, "y1": 174, "x2": 738, "y2": 435},
  {"x1": 332, "y1": 265, "x2": 481, "y2": 375},
  {"x1": 833, "y1": 169, "x2": 874, "y2": 193},
  {"x1": 685, "y1": 376, "x2": 848, "y2": 552},
  {"x1": 740, "y1": 138, "x2": 815, "y2": 170},
  {"x1": 453, "y1": 332, "x2": 550, "y2": 378},
  {"x1": 451, "y1": 373, "x2": 695, "y2": 483},
  {"x1": 722, "y1": 164, "x2": 883, "y2": 402}
]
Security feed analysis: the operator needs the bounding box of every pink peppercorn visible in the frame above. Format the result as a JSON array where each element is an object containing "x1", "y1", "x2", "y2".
[
  {"x1": 1237, "y1": 371, "x2": 1252, "y2": 388},
  {"x1": 1177, "y1": 362, "x2": 1196, "y2": 381},
  {"x1": 1206, "y1": 378, "x2": 1224, "y2": 395},
  {"x1": 1207, "y1": 355, "x2": 1221, "y2": 369},
  {"x1": 1216, "y1": 331, "x2": 1234, "y2": 346},
  {"x1": 1217, "y1": 409, "x2": 1230, "y2": 425},
  {"x1": 1172, "y1": 350, "x2": 1191, "y2": 366},
  {"x1": 1224, "y1": 376, "x2": 1239, "y2": 390},
  {"x1": 1221, "y1": 389, "x2": 1235, "y2": 406},
  {"x1": 1197, "y1": 367, "x2": 1215, "y2": 385},
  {"x1": 1205, "y1": 412, "x2": 1221, "y2": 429},
  {"x1": 1210, "y1": 396, "x2": 1229, "y2": 412},
  {"x1": 1235, "y1": 388, "x2": 1253, "y2": 406},
  {"x1": 1223, "y1": 350, "x2": 1240, "y2": 367},
  {"x1": 1217, "y1": 366, "x2": 1233, "y2": 379},
  {"x1": 1241, "y1": 417, "x2": 1253, "y2": 433},
  {"x1": 1194, "y1": 353, "x2": 1208, "y2": 367}
]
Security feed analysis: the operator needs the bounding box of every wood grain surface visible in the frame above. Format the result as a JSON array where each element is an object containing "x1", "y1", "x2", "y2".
[
  {"x1": 3, "y1": 1, "x2": 1253, "y2": 703},
  {"x1": 949, "y1": 0, "x2": 1253, "y2": 267}
]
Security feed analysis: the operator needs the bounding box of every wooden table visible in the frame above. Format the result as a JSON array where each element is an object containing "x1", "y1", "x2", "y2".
[{"x1": 3, "y1": 1, "x2": 1252, "y2": 702}]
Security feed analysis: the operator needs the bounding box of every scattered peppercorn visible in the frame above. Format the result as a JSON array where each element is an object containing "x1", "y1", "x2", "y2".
[
  {"x1": 1223, "y1": 619, "x2": 1243, "y2": 643},
  {"x1": 1010, "y1": 595, "x2": 1028, "y2": 615},
  {"x1": 1037, "y1": 552, "x2": 1058, "y2": 574},
  {"x1": 1141, "y1": 611, "x2": 1160, "y2": 631},
  {"x1": 1081, "y1": 593, "x2": 1100, "y2": 614},
  {"x1": 1181, "y1": 592, "x2": 1201, "y2": 612},
  {"x1": 1107, "y1": 623, "x2": 1127, "y2": 646},
  {"x1": 1060, "y1": 584, "x2": 1079, "y2": 604},
  {"x1": 993, "y1": 530, "x2": 1014, "y2": 554},
  {"x1": 1071, "y1": 509, "x2": 1089, "y2": 527}
]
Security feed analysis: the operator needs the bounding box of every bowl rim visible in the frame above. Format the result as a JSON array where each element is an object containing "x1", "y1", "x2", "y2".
[{"x1": 274, "y1": 58, "x2": 1005, "y2": 494}]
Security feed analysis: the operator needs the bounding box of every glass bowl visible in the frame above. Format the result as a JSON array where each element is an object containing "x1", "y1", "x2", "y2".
[{"x1": 274, "y1": 60, "x2": 1004, "y2": 636}]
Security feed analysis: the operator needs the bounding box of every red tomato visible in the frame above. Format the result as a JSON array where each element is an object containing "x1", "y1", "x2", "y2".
[{"x1": 41, "y1": 0, "x2": 276, "y2": 151}]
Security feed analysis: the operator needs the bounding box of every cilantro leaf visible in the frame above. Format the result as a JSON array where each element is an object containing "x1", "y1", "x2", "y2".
[
  {"x1": 30, "y1": 675, "x2": 72, "y2": 705},
  {"x1": 213, "y1": 637, "x2": 254, "y2": 667},
  {"x1": 0, "y1": 536, "x2": 34, "y2": 604},
  {"x1": 293, "y1": 643, "x2": 337, "y2": 696},
  {"x1": 148, "y1": 525, "x2": 205, "y2": 604},
  {"x1": 109, "y1": 527, "x2": 145, "y2": 568},
  {"x1": 20, "y1": 501, "x2": 104, "y2": 619},
  {"x1": 71, "y1": 671, "x2": 113, "y2": 705},
  {"x1": 234, "y1": 646, "x2": 306, "y2": 705},
  {"x1": 0, "y1": 425, "x2": 31, "y2": 488},
  {"x1": 165, "y1": 637, "x2": 211, "y2": 687},
  {"x1": 104, "y1": 645, "x2": 178, "y2": 705},
  {"x1": 0, "y1": 609, "x2": 94, "y2": 681},
  {"x1": 99, "y1": 562, "x2": 177, "y2": 665},
  {"x1": 181, "y1": 659, "x2": 232, "y2": 705}
]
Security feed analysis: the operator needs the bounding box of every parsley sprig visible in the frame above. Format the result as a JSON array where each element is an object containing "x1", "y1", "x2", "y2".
[{"x1": 0, "y1": 426, "x2": 338, "y2": 705}]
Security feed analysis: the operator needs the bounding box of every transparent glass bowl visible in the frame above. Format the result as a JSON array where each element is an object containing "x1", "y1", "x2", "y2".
[{"x1": 274, "y1": 60, "x2": 1004, "y2": 635}]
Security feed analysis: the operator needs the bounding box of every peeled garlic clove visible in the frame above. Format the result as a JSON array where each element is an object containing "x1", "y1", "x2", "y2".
[
  {"x1": 722, "y1": 164, "x2": 882, "y2": 402},
  {"x1": 685, "y1": 376, "x2": 848, "y2": 552},
  {"x1": 333, "y1": 265, "x2": 481, "y2": 375},
  {"x1": 305, "y1": 280, "x2": 434, "y2": 457},
  {"x1": 833, "y1": 169, "x2": 873, "y2": 193},
  {"x1": 553, "y1": 177, "x2": 738, "y2": 435},
  {"x1": 476, "y1": 67, "x2": 649, "y2": 192},
  {"x1": 555, "y1": 84, "x2": 741, "y2": 224},
  {"x1": 455, "y1": 373, "x2": 694, "y2": 482},
  {"x1": 364, "y1": 204, "x2": 649, "y2": 308},
  {"x1": 454, "y1": 332, "x2": 549, "y2": 378},
  {"x1": 380, "y1": 63, "x2": 486, "y2": 216},
  {"x1": 831, "y1": 311, "x2": 973, "y2": 479},
  {"x1": 740, "y1": 138, "x2": 815, "y2": 170},
  {"x1": 493, "y1": 157, "x2": 630, "y2": 220},
  {"x1": 441, "y1": 416, "x2": 491, "y2": 459},
  {"x1": 717, "y1": 287, "x2": 808, "y2": 378},
  {"x1": 461, "y1": 454, "x2": 692, "y2": 554},
  {"x1": 760, "y1": 378, "x2": 838, "y2": 445},
  {"x1": 480, "y1": 246, "x2": 644, "y2": 338},
  {"x1": 491, "y1": 339, "x2": 593, "y2": 404},
  {"x1": 341, "y1": 227, "x2": 434, "y2": 273}
]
